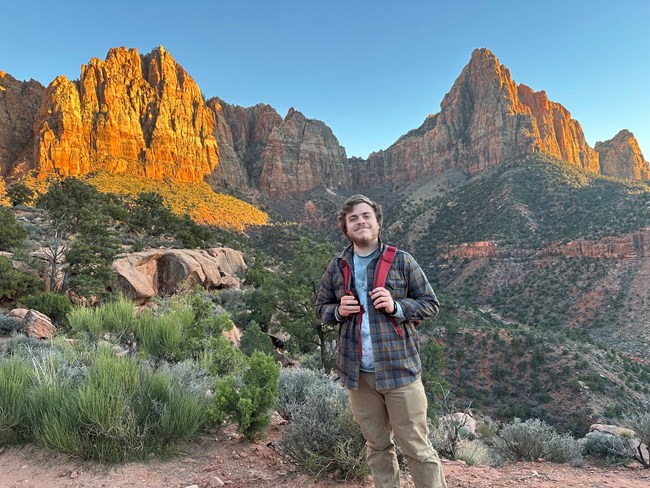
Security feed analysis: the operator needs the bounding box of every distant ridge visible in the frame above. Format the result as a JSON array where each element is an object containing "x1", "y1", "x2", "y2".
[{"x1": 0, "y1": 46, "x2": 647, "y2": 197}]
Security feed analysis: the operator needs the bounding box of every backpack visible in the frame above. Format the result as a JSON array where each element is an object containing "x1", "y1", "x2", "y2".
[{"x1": 341, "y1": 246, "x2": 404, "y2": 340}]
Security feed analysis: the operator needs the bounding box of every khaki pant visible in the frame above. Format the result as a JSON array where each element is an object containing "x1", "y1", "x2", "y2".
[{"x1": 348, "y1": 372, "x2": 447, "y2": 488}]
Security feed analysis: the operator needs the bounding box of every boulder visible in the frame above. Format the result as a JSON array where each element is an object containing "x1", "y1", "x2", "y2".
[
  {"x1": 589, "y1": 423, "x2": 637, "y2": 438},
  {"x1": 442, "y1": 412, "x2": 477, "y2": 435},
  {"x1": 113, "y1": 247, "x2": 247, "y2": 303},
  {"x1": 8, "y1": 308, "x2": 29, "y2": 321},
  {"x1": 223, "y1": 325, "x2": 241, "y2": 347},
  {"x1": 20, "y1": 310, "x2": 56, "y2": 339}
]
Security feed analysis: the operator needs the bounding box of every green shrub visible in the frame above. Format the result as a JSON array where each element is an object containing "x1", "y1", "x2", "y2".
[
  {"x1": 496, "y1": 418, "x2": 583, "y2": 464},
  {"x1": 0, "y1": 315, "x2": 21, "y2": 335},
  {"x1": 154, "y1": 359, "x2": 214, "y2": 398},
  {"x1": 0, "y1": 256, "x2": 44, "y2": 302},
  {"x1": 0, "y1": 335, "x2": 50, "y2": 356},
  {"x1": 582, "y1": 431, "x2": 630, "y2": 463},
  {"x1": 0, "y1": 357, "x2": 33, "y2": 444},
  {"x1": 98, "y1": 295, "x2": 135, "y2": 337},
  {"x1": 212, "y1": 351, "x2": 280, "y2": 441},
  {"x1": 19, "y1": 292, "x2": 73, "y2": 326},
  {"x1": 455, "y1": 439, "x2": 495, "y2": 466},
  {"x1": 200, "y1": 335, "x2": 247, "y2": 377},
  {"x1": 67, "y1": 306, "x2": 103, "y2": 341},
  {"x1": 134, "y1": 308, "x2": 186, "y2": 361},
  {"x1": 275, "y1": 367, "x2": 329, "y2": 421},
  {"x1": 0, "y1": 206, "x2": 27, "y2": 251},
  {"x1": 5, "y1": 183, "x2": 35, "y2": 206},
  {"x1": 27, "y1": 346, "x2": 207, "y2": 462},
  {"x1": 29, "y1": 381, "x2": 80, "y2": 455},
  {"x1": 279, "y1": 376, "x2": 369, "y2": 479},
  {"x1": 240, "y1": 321, "x2": 275, "y2": 357}
]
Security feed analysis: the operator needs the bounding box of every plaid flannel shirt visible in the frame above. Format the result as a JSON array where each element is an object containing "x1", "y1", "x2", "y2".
[{"x1": 316, "y1": 242, "x2": 440, "y2": 390}]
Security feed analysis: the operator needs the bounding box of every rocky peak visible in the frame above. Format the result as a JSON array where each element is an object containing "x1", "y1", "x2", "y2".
[
  {"x1": 31, "y1": 46, "x2": 218, "y2": 181},
  {"x1": 257, "y1": 108, "x2": 349, "y2": 195},
  {"x1": 208, "y1": 98, "x2": 284, "y2": 190},
  {"x1": 595, "y1": 130, "x2": 649, "y2": 180},
  {"x1": 211, "y1": 100, "x2": 349, "y2": 195},
  {"x1": 360, "y1": 48, "x2": 601, "y2": 187}
]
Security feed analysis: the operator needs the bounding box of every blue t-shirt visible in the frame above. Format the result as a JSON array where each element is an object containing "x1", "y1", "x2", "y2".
[{"x1": 354, "y1": 249, "x2": 379, "y2": 371}]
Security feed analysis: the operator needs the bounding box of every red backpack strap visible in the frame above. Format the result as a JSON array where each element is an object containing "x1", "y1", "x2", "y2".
[
  {"x1": 373, "y1": 246, "x2": 404, "y2": 337},
  {"x1": 341, "y1": 259, "x2": 352, "y2": 295},
  {"x1": 373, "y1": 246, "x2": 396, "y2": 288}
]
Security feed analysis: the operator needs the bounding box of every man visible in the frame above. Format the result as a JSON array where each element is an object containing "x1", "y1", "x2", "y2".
[{"x1": 316, "y1": 194, "x2": 447, "y2": 488}]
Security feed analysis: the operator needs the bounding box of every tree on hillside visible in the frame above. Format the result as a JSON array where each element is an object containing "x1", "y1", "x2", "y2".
[
  {"x1": 36, "y1": 177, "x2": 109, "y2": 232},
  {"x1": 246, "y1": 238, "x2": 338, "y2": 372},
  {"x1": 0, "y1": 207, "x2": 27, "y2": 251},
  {"x1": 41, "y1": 214, "x2": 71, "y2": 292},
  {"x1": 0, "y1": 256, "x2": 44, "y2": 303},
  {"x1": 5, "y1": 182, "x2": 35, "y2": 206},
  {"x1": 126, "y1": 192, "x2": 214, "y2": 248},
  {"x1": 64, "y1": 209, "x2": 120, "y2": 298}
]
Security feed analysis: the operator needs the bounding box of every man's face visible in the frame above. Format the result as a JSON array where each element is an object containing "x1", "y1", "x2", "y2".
[{"x1": 345, "y1": 202, "x2": 380, "y2": 246}]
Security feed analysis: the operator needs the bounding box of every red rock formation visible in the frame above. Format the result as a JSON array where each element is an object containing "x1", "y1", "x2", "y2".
[
  {"x1": 257, "y1": 108, "x2": 349, "y2": 195},
  {"x1": 1, "y1": 45, "x2": 646, "y2": 198},
  {"x1": 210, "y1": 101, "x2": 349, "y2": 195},
  {"x1": 32, "y1": 46, "x2": 218, "y2": 181},
  {"x1": 112, "y1": 247, "x2": 247, "y2": 304},
  {"x1": 517, "y1": 84, "x2": 599, "y2": 172},
  {"x1": 0, "y1": 72, "x2": 44, "y2": 177},
  {"x1": 358, "y1": 48, "x2": 602, "y2": 186},
  {"x1": 595, "y1": 130, "x2": 650, "y2": 180},
  {"x1": 442, "y1": 228, "x2": 650, "y2": 260},
  {"x1": 9, "y1": 309, "x2": 56, "y2": 339},
  {"x1": 208, "y1": 98, "x2": 283, "y2": 190}
]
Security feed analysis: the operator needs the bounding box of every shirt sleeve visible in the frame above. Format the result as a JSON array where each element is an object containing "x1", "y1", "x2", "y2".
[
  {"x1": 398, "y1": 253, "x2": 440, "y2": 321},
  {"x1": 316, "y1": 258, "x2": 342, "y2": 325}
]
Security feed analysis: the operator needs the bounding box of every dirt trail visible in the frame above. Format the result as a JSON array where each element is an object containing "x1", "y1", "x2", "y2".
[{"x1": 1, "y1": 422, "x2": 648, "y2": 488}]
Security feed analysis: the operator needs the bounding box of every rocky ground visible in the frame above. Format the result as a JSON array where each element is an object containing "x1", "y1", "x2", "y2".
[{"x1": 1, "y1": 419, "x2": 648, "y2": 488}]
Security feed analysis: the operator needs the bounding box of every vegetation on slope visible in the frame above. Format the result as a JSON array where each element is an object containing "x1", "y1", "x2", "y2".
[
  {"x1": 85, "y1": 173, "x2": 268, "y2": 232},
  {"x1": 385, "y1": 153, "x2": 650, "y2": 258},
  {"x1": 383, "y1": 154, "x2": 650, "y2": 356}
]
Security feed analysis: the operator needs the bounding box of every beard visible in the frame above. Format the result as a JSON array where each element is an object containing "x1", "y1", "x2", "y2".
[{"x1": 347, "y1": 227, "x2": 380, "y2": 247}]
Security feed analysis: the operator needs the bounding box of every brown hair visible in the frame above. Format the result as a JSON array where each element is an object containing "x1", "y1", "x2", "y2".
[{"x1": 337, "y1": 194, "x2": 383, "y2": 236}]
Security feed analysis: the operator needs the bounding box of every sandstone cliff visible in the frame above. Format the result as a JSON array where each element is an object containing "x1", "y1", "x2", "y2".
[
  {"x1": 0, "y1": 72, "x2": 44, "y2": 177},
  {"x1": 595, "y1": 130, "x2": 650, "y2": 180},
  {"x1": 1, "y1": 46, "x2": 647, "y2": 200},
  {"x1": 209, "y1": 100, "x2": 349, "y2": 195},
  {"x1": 442, "y1": 229, "x2": 650, "y2": 261},
  {"x1": 208, "y1": 98, "x2": 283, "y2": 191},
  {"x1": 357, "y1": 48, "x2": 608, "y2": 186},
  {"x1": 31, "y1": 46, "x2": 218, "y2": 181}
]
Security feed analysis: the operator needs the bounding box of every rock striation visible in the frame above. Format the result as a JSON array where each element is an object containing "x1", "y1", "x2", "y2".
[
  {"x1": 0, "y1": 72, "x2": 44, "y2": 178},
  {"x1": 209, "y1": 100, "x2": 349, "y2": 195},
  {"x1": 595, "y1": 129, "x2": 650, "y2": 180},
  {"x1": 0, "y1": 45, "x2": 647, "y2": 199},
  {"x1": 112, "y1": 247, "x2": 247, "y2": 304},
  {"x1": 442, "y1": 229, "x2": 650, "y2": 261},
  {"x1": 356, "y1": 48, "x2": 609, "y2": 186},
  {"x1": 29, "y1": 46, "x2": 218, "y2": 181}
]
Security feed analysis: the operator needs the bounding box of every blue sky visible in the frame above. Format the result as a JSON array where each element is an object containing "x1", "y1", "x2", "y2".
[{"x1": 2, "y1": 0, "x2": 648, "y2": 159}]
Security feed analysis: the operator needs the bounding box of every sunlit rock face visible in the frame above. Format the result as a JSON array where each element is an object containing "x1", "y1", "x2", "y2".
[
  {"x1": 1, "y1": 46, "x2": 647, "y2": 198},
  {"x1": 595, "y1": 129, "x2": 650, "y2": 180},
  {"x1": 31, "y1": 46, "x2": 218, "y2": 181}
]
